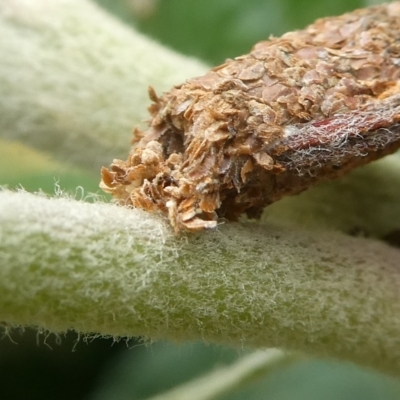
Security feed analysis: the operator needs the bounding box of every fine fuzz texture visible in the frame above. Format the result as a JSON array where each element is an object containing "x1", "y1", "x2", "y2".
[
  {"x1": 0, "y1": 0, "x2": 207, "y2": 172},
  {"x1": 102, "y1": 2, "x2": 400, "y2": 232},
  {"x1": 1, "y1": 189, "x2": 400, "y2": 377}
]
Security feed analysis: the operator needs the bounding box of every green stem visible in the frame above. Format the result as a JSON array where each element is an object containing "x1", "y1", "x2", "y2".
[
  {"x1": 1, "y1": 190, "x2": 400, "y2": 377},
  {"x1": 0, "y1": 0, "x2": 208, "y2": 173}
]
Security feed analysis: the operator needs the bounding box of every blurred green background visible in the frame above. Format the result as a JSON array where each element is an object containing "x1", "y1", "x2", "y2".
[{"x1": 2, "y1": 0, "x2": 400, "y2": 399}]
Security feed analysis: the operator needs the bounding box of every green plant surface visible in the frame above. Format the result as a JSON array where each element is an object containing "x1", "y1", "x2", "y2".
[
  {"x1": 95, "y1": 0, "x2": 368, "y2": 64},
  {"x1": 1, "y1": 0, "x2": 399, "y2": 399},
  {"x1": 89, "y1": 342, "x2": 400, "y2": 400},
  {"x1": 0, "y1": 139, "x2": 102, "y2": 195},
  {"x1": 90, "y1": 342, "x2": 243, "y2": 399},
  {"x1": 2, "y1": 187, "x2": 400, "y2": 377},
  {"x1": 0, "y1": 0, "x2": 208, "y2": 174}
]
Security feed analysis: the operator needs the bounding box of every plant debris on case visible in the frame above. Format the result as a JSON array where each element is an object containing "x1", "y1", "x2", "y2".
[{"x1": 101, "y1": 2, "x2": 400, "y2": 233}]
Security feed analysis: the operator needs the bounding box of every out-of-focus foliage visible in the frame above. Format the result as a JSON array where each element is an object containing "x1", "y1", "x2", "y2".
[
  {"x1": 90, "y1": 342, "x2": 241, "y2": 399},
  {"x1": 89, "y1": 342, "x2": 400, "y2": 400},
  {"x1": 96, "y1": 0, "x2": 367, "y2": 64},
  {"x1": 0, "y1": 139, "x2": 103, "y2": 196}
]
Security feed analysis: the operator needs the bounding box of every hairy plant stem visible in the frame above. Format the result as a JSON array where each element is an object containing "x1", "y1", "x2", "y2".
[
  {"x1": 1, "y1": 190, "x2": 400, "y2": 377},
  {"x1": 0, "y1": 0, "x2": 208, "y2": 173}
]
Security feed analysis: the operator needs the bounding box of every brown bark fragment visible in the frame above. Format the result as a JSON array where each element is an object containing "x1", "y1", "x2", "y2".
[{"x1": 101, "y1": 3, "x2": 400, "y2": 232}]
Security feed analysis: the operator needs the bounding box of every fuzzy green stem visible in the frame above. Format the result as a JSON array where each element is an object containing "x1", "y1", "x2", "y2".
[
  {"x1": 1, "y1": 190, "x2": 400, "y2": 377},
  {"x1": 0, "y1": 0, "x2": 208, "y2": 173}
]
